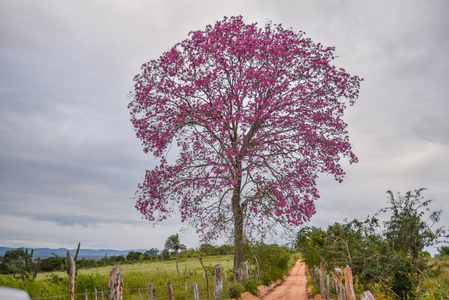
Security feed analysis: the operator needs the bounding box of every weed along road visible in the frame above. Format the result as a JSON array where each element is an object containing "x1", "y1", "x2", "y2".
[{"x1": 259, "y1": 259, "x2": 311, "y2": 300}]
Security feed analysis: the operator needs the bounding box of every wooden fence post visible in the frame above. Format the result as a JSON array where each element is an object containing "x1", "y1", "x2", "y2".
[
  {"x1": 214, "y1": 264, "x2": 222, "y2": 300},
  {"x1": 334, "y1": 268, "x2": 345, "y2": 300},
  {"x1": 108, "y1": 267, "x2": 123, "y2": 300},
  {"x1": 193, "y1": 282, "x2": 199, "y2": 300},
  {"x1": 361, "y1": 291, "x2": 375, "y2": 300},
  {"x1": 168, "y1": 281, "x2": 174, "y2": 300},
  {"x1": 344, "y1": 265, "x2": 356, "y2": 300},
  {"x1": 102, "y1": 281, "x2": 105, "y2": 300},
  {"x1": 138, "y1": 288, "x2": 143, "y2": 300},
  {"x1": 319, "y1": 261, "x2": 330, "y2": 300},
  {"x1": 184, "y1": 264, "x2": 188, "y2": 300},
  {"x1": 224, "y1": 269, "x2": 229, "y2": 297},
  {"x1": 246, "y1": 263, "x2": 252, "y2": 281},
  {"x1": 95, "y1": 287, "x2": 98, "y2": 300},
  {"x1": 148, "y1": 283, "x2": 153, "y2": 300},
  {"x1": 67, "y1": 251, "x2": 76, "y2": 300}
]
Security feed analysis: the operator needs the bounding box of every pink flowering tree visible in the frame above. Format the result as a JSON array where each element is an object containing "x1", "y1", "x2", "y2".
[{"x1": 129, "y1": 16, "x2": 362, "y2": 282}]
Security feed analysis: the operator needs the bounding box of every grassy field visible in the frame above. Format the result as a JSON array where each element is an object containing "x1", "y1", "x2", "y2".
[
  {"x1": 2, "y1": 255, "x2": 235, "y2": 300},
  {"x1": 36, "y1": 255, "x2": 234, "y2": 280}
]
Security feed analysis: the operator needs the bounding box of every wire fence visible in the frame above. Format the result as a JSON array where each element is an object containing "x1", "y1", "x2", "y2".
[
  {"x1": 30, "y1": 270, "x2": 226, "y2": 300},
  {"x1": 309, "y1": 261, "x2": 375, "y2": 300}
]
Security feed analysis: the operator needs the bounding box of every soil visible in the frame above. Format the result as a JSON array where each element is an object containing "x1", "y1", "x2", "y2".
[{"x1": 239, "y1": 259, "x2": 316, "y2": 300}]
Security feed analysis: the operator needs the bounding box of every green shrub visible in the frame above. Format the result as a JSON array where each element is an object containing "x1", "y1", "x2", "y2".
[
  {"x1": 228, "y1": 282, "x2": 244, "y2": 299},
  {"x1": 244, "y1": 280, "x2": 260, "y2": 296},
  {"x1": 244, "y1": 243, "x2": 291, "y2": 285}
]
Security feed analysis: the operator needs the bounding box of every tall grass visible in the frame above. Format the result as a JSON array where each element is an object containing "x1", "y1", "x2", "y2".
[{"x1": 420, "y1": 256, "x2": 449, "y2": 299}]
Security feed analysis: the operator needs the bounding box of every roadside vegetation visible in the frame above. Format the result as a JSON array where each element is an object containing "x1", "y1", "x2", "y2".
[
  {"x1": 0, "y1": 242, "x2": 295, "y2": 299},
  {"x1": 296, "y1": 188, "x2": 448, "y2": 299}
]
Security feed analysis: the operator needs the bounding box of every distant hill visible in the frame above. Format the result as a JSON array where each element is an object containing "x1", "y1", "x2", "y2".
[{"x1": 0, "y1": 247, "x2": 150, "y2": 259}]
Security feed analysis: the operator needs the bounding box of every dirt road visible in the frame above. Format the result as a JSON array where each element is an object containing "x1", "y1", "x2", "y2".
[{"x1": 242, "y1": 259, "x2": 312, "y2": 300}]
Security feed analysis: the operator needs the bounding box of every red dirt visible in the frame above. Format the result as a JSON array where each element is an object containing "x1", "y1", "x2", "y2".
[{"x1": 240, "y1": 259, "x2": 314, "y2": 300}]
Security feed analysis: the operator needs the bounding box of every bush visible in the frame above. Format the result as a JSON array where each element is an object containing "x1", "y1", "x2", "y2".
[
  {"x1": 228, "y1": 282, "x2": 244, "y2": 299},
  {"x1": 244, "y1": 243, "x2": 291, "y2": 285},
  {"x1": 244, "y1": 280, "x2": 260, "y2": 296}
]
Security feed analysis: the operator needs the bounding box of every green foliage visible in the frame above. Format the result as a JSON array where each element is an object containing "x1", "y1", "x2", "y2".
[
  {"x1": 439, "y1": 247, "x2": 449, "y2": 257},
  {"x1": 0, "y1": 248, "x2": 40, "y2": 281},
  {"x1": 21, "y1": 248, "x2": 40, "y2": 281},
  {"x1": 126, "y1": 251, "x2": 143, "y2": 262},
  {"x1": 52, "y1": 242, "x2": 81, "y2": 277},
  {"x1": 420, "y1": 284, "x2": 449, "y2": 300},
  {"x1": 243, "y1": 242, "x2": 292, "y2": 285},
  {"x1": 244, "y1": 280, "x2": 260, "y2": 296},
  {"x1": 296, "y1": 188, "x2": 447, "y2": 299},
  {"x1": 144, "y1": 248, "x2": 159, "y2": 260},
  {"x1": 39, "y1": 257, "x2": 61, "y2": 272},
  {"x1": 228, "y1": 282, "x2": 245, "y2": 299}
]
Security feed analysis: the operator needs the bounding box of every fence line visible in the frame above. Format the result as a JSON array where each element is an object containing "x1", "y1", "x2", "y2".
[
  {"x1": 30, "y1": 250, "x2": 233, "y2": 300},
  {"x1": 313, "y1": 260, "x2": 375, "y2": 300}
]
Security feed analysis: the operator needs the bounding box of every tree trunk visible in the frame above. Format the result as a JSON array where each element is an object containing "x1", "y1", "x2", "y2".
[{"x1": 232, "y1": 181, "x2": 244, "y2": 283}]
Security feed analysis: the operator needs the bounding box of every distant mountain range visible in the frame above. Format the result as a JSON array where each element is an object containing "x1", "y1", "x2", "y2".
[{"x1": 0, "y1": 247, "x2": 149, "y2": 259}]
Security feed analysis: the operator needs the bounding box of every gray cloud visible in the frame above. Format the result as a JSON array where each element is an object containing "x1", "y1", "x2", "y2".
[{"x1": 1, "y1": 0, "x2": 448, "y2": 252}]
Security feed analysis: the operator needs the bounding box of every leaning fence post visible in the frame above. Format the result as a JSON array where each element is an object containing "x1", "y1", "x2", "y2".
[
  {"x1": 138, "y1": 288, "x2": 143, "y2": 300},
  {"x1": 214, "y1": 264, "x2": 223, "y2": 300},
  {"x1": 344, "y1": 265, "x2": 356, "y2": 300},
  {"x1": 108, "y1": 267, "x2": 123, "y2": 300},
  {"x1": 67, "y1": 251, "x2": 76, "y2": 300},
  {"x1": 319, "y1": 261, "x2": 330, "y2": 300},
  {"x1": 168, "y1": 281, "x2": 174, "y2": 300},
  {"x1": 148, "y1": 283, "x2": 153, "y2": 300},
  {"x1": 95, "y1": 287, "x2": 98, "y2": 300},
  {"x1": 193, "y1": 282, "x2": 200, "y2": 300}
]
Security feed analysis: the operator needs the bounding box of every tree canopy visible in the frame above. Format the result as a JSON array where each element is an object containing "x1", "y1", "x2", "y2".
[{"x1": 129, "y1": 15, "x2": 362, "y2": 281}]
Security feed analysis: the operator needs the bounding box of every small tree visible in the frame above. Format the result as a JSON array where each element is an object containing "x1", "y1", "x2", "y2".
[
  {"x1": 129, "y1": 15, "x2": 362, "y2": 282},
  {"x1": 165, "y1": 233, "x2": 186, "y2": 273},
  {"x1": 1, "y1": 248, "x2": 25, "y2": 278},
  {"x1": 381, "y1": 188, "x2": 446, "y2": 298},
  {"x1": 1, "y1": 248, "x2": 40, "y2": 281}
]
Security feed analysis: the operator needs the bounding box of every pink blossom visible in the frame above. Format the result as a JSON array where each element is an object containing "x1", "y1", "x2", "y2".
[{"x1": 129, "y1": 15, "x2": 362, "y2": 240}]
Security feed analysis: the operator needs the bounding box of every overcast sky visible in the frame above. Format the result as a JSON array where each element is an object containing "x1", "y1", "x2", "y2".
[{"x1": 1, "y1": 0, "x2": 448, "y2": 254}]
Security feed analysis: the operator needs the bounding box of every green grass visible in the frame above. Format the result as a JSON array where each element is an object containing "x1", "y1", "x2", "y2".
[
  {"x1": 37, "y1": 255, "x2": 234, "y2": 280},
  {"x1": 2, "y1": 256, "x2": 235, "y2": 300},
  {"x1": 420, "y1": 256, "x2": 449, "y2": 299}
]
